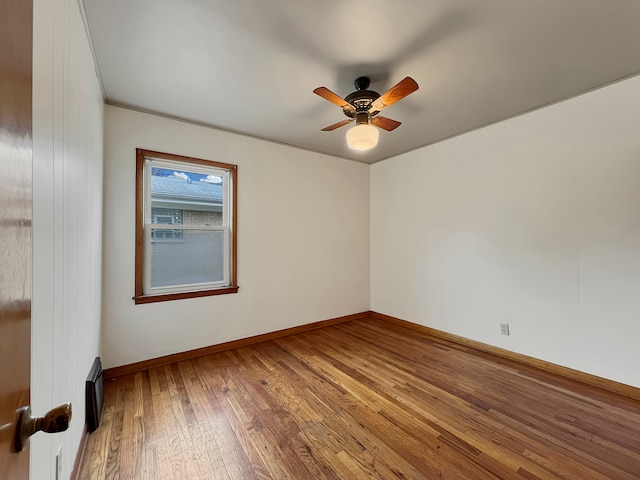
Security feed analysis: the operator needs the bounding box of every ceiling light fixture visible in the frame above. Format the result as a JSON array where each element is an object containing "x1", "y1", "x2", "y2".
[
  {"x1": 346, "y1": 112, "x2": 378, "y2": 151},
  {"x1": 314, "y1": 76, "x2": 418, "y2": 152}
]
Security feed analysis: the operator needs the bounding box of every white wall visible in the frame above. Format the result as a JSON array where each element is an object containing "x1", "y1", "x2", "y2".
[
  {"x1": 32, "y1": 0, "x2": 104, "y2": 478},
  {"x1": 102, "y1": 106, "x2": 370, "y2": 368},
  {"x1": 372, "y1": 75, "x2": 640, "y2": 388}
]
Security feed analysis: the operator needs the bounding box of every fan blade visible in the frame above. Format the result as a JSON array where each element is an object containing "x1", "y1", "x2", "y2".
[
  {"x1": 321, "y1": 119, "x2": 353, "y2": 131},
  {"x1": 369, "y1": 77, "x2": 419, "y2": 112},
  {"x1": 313, "y1": 87, "x2": 356, "y2": 113},
  {"x1": 371, "y1": 116, "x2": 401, "y2": 131}
]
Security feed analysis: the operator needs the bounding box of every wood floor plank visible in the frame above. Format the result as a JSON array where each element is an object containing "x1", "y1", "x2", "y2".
[
  {"x1": 103, "y1": 375, "x2": 128, "y2": 479},
  {"x1": 81, "y1": 405, "x2": 113, "y2": 480},
  {"x1": 280, "y1": 337, "x2": 486, "y2": 478},
  {"x1": 176, "y1": 361, "x2": 230, "y2": 479},
  {"x1": 294, "y1": 332, "x2": 540, "y2": 478},
  {"x1": 337, "y1": 320, "x2": 640, "y2": 476},
  {"x1": 80, "y1": 318, "x2": 640, "y2": 479}
]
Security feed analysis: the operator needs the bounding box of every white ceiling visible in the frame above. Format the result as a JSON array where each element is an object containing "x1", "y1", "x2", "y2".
[{"x1": 82, "y1": 0, "x2": 640, "y2": 164}]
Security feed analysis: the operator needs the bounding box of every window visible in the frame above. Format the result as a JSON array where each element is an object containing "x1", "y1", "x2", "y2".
[{"x1": 134, "y1": 149, "x2": 238, "y2": 304}]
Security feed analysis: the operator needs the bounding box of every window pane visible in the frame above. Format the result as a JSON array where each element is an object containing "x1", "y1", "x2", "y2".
[
  {"x1": 149, "y1": 228, "x2": 225, "y2": 288},
  {"x1": 150, "y1": 168, "x2": 224, "y2": 227}
]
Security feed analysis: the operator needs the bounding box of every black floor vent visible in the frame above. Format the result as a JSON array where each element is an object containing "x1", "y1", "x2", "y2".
[{"x1": 86, "y1": 357, "x2": 104, "y2": 433}]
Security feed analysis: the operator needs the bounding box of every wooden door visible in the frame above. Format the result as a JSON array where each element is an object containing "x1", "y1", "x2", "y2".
[{"x1": 0, "y1": 0, "x2": 33, "y2": 478}]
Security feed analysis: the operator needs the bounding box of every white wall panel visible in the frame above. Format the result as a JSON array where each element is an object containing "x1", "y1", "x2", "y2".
[
  {"x1": 102, "y1": 107, "x2": 370, "y2": 369},
  {"x1": 32, "y1": 0, "x2": 104, "y2": 477},
  {"x1": 371, "y1": 75, "x2": 640, "y2": 388}
]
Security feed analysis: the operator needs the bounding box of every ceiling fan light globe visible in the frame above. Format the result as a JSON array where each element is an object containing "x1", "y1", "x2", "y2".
[{"x1": 346, "y1": 124, "x2": 378, "y2": 151}]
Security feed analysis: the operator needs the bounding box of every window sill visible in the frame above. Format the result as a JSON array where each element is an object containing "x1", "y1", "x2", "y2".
[{"x1": 133, "y1": 286, "x2": 239, "y2": 304}]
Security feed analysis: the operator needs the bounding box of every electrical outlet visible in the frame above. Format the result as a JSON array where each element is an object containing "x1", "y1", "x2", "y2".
[
  {"x1": 56, "y1": 444, "x2": 63, "y2": 480},
  {"x1": 500, "y1": 323, "x2": 510, "y2": 336}
]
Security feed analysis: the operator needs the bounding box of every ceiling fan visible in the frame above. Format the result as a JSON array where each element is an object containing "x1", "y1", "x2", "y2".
[{"x1": 313, "y1": 76, "x2": 419, "y2": 150}]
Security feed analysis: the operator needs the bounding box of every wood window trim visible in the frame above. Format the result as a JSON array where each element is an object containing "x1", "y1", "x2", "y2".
[{"x1": 134, "y1": 148, "x2": 238, "y2": 304}]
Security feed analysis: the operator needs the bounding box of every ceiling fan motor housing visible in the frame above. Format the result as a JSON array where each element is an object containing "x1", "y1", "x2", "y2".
[{"x1": 344, "y1": 76, "x2": 380, "y2": 118}]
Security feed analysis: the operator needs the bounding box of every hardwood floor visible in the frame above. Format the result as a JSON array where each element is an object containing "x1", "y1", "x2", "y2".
[{"x1": 79, "y1": 318, "x2": 640, "y2": 479}]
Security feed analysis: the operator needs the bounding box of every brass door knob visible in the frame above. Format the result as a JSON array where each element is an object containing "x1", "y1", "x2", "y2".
[{"x1": 14, "y1": 403, "x2": 72, "y2": 452}]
